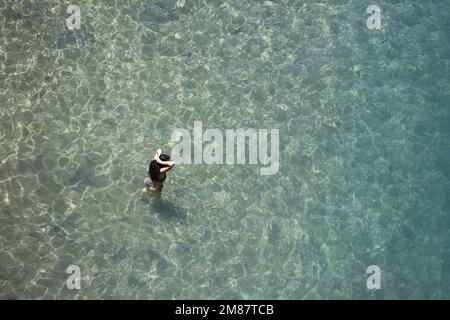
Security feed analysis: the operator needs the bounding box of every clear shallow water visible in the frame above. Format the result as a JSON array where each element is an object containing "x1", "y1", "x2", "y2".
[{"x1": 0, "y1": 0, "x2": 449, "y2": 299}]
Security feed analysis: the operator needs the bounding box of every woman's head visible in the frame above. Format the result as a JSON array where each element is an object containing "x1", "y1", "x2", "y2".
[
  {"x1": 148, "y1": 154, "x2": 171, "y2": 180},
  {"x1": 159, "y1": 153, "x2": 170, "y2": 162}
]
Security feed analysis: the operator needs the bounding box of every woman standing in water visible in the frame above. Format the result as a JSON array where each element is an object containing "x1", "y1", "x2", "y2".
[{"x1": 144, "y1": 148, "x2": 175, "y2": 192}]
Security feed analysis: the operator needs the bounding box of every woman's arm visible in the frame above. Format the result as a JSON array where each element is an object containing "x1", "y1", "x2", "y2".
[
  {"x1": 153, "y1": 148, "x2": 162, "y2": 160},
  {"x1": 159, "y1": 162, "x2": 175, "y2": 174},
  {"x1": 157, "y1": 159, "x2": 175, "y2": 166}
]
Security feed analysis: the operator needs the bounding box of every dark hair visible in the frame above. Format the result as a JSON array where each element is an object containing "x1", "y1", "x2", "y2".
[
  {"x1": 160, "y1": 153, "x2": 170, "y2": 162},
  {"x1": 148, "y1": 154, "x2": 171, "y2": 180},
  {"x1": 149, "y1": 160, "x2": 160, "y2": 180}
]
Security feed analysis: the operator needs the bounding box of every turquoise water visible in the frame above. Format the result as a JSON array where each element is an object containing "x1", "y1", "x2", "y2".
[{"x1": 1, "y1": 0, "x2": 449, "y2": 299}]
